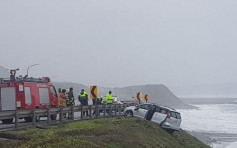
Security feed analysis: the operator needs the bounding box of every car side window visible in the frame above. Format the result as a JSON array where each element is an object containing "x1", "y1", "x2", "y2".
[
  {"x1": 159, "y1": 108, "x2": 168, "y2": 114},
  {"x1": 140, "y1": 104, "x2": 150, "y2": 110},
  {"x1": 156, "y1": 107, "x2": 160, "y2": 112},
  {"x1": 150, "y1": 105, "x2": 156, "y2": 111}
]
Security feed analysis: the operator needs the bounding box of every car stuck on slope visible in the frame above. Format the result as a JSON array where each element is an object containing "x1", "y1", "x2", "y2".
[{"x1": 124, "y1": 103, "x2": 182, "y2": 133}]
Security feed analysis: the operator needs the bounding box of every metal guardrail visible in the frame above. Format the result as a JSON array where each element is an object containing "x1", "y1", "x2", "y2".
[{"x1": 0, "y1": 104, "x2": 132, "y2": 130}]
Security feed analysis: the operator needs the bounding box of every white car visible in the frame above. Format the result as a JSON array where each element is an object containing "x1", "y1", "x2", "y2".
[
  {"x1": 112, "y1": 97, "x2": 123, "y2": 105},
  {"x1": 124, "y1": 103, "x2": 182, "y2": 133}
]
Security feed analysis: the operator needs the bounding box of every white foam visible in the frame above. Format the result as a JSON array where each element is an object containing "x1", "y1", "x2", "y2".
[
  {"x1": 178, "y1": 104, "x2": 237, "y2": 134},
  {"x1": 226, "y1": 141, "x2": 237, "y2": 148},
  {"x1": 212, "y1": 141, "x2": 237, "y2": 148},
  {"x1": 178, "y1": 104, "x2": 237, "y2": 148},
  {"x1": 211, "y1": 141, "x2": 232, "y2": 148}
]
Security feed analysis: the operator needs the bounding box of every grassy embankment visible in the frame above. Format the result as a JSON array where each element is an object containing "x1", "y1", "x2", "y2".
[{"x1": 0, "y1": 118, "x2": 210, "y2": 148}]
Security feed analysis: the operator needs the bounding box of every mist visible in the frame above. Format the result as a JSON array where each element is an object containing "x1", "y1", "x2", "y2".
[{"x1": 1, "y1": 0, "x2": 237, "y2": 90}]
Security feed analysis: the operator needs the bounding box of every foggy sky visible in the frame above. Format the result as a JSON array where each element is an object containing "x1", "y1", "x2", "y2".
[{"x1": 0, "y1": 0, "x2": 237, "y2": 88}]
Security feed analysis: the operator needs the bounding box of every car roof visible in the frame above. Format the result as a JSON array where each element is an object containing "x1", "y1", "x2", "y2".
[{"x1": 140, "y1": 103, "x2": 177, "y2": 111}]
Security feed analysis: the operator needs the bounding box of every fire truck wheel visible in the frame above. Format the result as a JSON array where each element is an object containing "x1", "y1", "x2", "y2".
[
  {"x1": 50, "y1": 114, "x2": 57, "y2": 120},
  {"x1": 2, "y1": 119, "x2": 13, "y2": 124}
]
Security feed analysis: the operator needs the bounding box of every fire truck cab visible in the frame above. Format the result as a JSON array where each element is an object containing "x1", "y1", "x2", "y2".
[{"x1": 0, "y1": 75, "x2": 58, "y2": 124}]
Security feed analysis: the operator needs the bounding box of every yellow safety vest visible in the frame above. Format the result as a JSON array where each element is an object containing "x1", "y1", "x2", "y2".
[
  {"x1": 79, "y1": 92, "x2": 87, "y2": 97},
  {"x1": 106, "y1": 94, "x2": 113, "y2": 104}
]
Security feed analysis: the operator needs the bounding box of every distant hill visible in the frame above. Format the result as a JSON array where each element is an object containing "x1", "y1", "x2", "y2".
[
  {"x1": 53, "y1": 81, "x2": 88, "y2": 94},
  {"x1": 110, "y1": 84, "x2": 194, "y2": 109},
  {"x1": 53, "y1": 82, "x2": 194, "y2": 109},
  {"x1": 0, "y1": 66, "x2": 8, "y2": 79}
]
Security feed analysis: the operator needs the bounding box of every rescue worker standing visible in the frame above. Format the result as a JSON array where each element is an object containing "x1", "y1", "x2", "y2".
[
  {"x1": 78, "y1": 89, "x2": 89, "y2": 116},
  {"x1": 67, "y1": 87, "x2": 75, "y2": 106},
  {"x1": 106, "y1": 91, "x2": 113, "y2": 114},
  {"x1": 59, "y1": 89, "x2": 67, "y2": 107},
  {"x1": 106, "y1": 91, "x2": 113, "y2": 104},
  {"x1": 100, "y1": 96, "x2": 104, "y2": 104},
  {"x1": 67, "y1": 87, "x2": 75, "y2": 119},
  {"x1": 58, "y1": 89, "x2": 67, "y2": 120},
  {"x1": 92, "y1": 97, "x2": 101, "y2": 116}
]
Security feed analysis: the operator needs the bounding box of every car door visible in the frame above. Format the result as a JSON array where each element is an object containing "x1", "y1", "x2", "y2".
[
  {"x1": 134, "y1": 104, "x2": 150, "y2": 118},
  {"x1": 151, "y1": 107, "x2": 168, "y2": 124}
]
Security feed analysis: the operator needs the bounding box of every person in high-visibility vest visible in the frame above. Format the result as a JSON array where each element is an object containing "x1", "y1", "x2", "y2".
[
  {"x1": 78, "y1": 89, "x2": 89, "y2": 116},
  {"x1": 106, "y1": 91, "x2": 113, "y2": 114},
  {"x1": 68, "y1": 87, "x2": 75, "y2": 106},
  {"x1": 106, "y1": 91, "x2": 113, "y2": 104},
  {"x1": 100, "y1": 96, "x2": 104, "y2": 104},
  {"x1": 67, "y1": 87, "x2": 75, "y2": 119}
]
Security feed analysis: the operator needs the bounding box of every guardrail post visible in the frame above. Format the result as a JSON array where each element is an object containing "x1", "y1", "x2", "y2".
[
  {"x1": 115, "y1": 104, "x2": 117, "y2": 116},
  {"x1": 15, "y1": 109, "x2": 18, "y2": 129},
  {"x1": 32, "y1": 109, "x2": 36, "y2": 126},
  {"x1": 103, "y1": 104, "x2": 106, "y2": 117},
  {"x1": 81, "y1": 105, "x2": 83, "y2": 119},
  {"x1": 47, "y1": 108, "x2": 51, "y2": 124},
  {"x1": 89, "y1": 106, "x2": 92, "y2": 118},
  {"x1": 59, "y1": 108, "x2": 63, "y2": 122},
  {"x1": 95, "y1": 105, "x2": 98, "y2": 118},
  {"x1": 109, "y1": 105, "x2": 112, "y2": 117},
  {"x1": 71, "y1": 106, "x2": 74, "y2": 120},
  {"x1": 119, "y1": 104, "x2": 121, "y2": 116}
]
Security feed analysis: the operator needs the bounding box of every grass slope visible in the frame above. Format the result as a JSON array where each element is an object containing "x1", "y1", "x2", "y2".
[{"x1": 0, "y1": 118, "x2": 210, "y2": 148}]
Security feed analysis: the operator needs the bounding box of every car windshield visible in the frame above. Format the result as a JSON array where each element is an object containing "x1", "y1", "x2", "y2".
[
  {"x1": 175, "y1": 112, "x2": 181, "y2": 119},
  {"x1": 170, "y1": 112, "x2": 177, "y2": 118}
]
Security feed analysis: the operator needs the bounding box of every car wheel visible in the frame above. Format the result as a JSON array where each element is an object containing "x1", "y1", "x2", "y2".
[{"x1": 124, "y1": 110, "x2": 133, "y2": 118}]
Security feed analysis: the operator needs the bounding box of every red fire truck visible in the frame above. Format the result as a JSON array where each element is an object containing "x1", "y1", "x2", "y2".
[{"x1": 0, "y1": 71, "x2": 58, "y2": 124}]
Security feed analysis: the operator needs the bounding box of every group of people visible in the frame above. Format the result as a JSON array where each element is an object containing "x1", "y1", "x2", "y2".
[
  {"x1": 58, "y1": 88, "x2": 113, "y2": 118},
  {"x1": 58, "y1": 87, "x2": 75, "y2": 120},
  {"x1": 58, "y1": 87, "x2": 75, "y2": 107}
]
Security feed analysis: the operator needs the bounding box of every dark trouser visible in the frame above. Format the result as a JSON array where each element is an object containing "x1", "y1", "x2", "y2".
[
  {"x1": 81, "y1": 100, "x2": 89, "y2": 116},
  {"x1": 83, "y1": 111, "x2": 89, "y2": 116},
  {"x1": 106, "y1": 103, "x2": 112, "y2": 114}
]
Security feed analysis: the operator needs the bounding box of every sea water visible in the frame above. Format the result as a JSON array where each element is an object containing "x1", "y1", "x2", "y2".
[{"x1": 178, "y1": 103, "x2": 237, "y2": 148}]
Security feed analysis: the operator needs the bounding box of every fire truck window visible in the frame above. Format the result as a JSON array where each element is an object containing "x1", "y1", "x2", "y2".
[
  {"x1": 1, "y1": 87, "x2": 16, "y2": 110},
  {"x1": 39, "y1": 88, "x2": 50, "y2": 105},
  {"x1": 50, "y1": 86, "x2": 57, "y2": 97},
  {"x1": 19, "y1": 85, "x2": 23, "y2": 92},
  {"x1": 24, "y1": 87, "x2": 32, "y2": 105}
]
